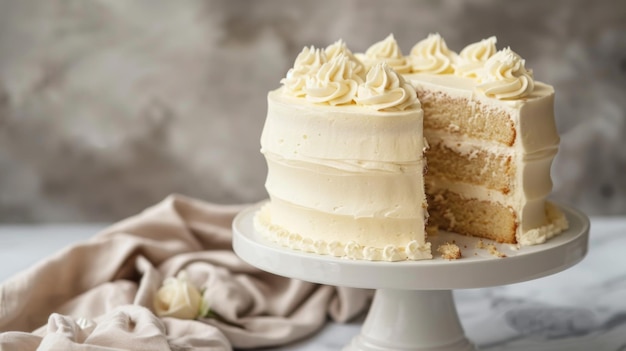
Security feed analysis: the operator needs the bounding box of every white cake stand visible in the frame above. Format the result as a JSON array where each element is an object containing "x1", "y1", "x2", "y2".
[{"x1": 232, "y1": 203, "x2": 589, "y2": 351}]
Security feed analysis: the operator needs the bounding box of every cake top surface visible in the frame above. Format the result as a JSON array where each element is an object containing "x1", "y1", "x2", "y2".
[{"x1": 278, "y1": 34, "x2": 551, "y2": 108}]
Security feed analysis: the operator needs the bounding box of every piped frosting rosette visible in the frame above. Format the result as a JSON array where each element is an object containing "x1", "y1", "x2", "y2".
[
  {"x1": 475, "y1": 47, "x2": 535, "y2": 100},
  {"x1": 281, "y1": 46, "x2": 327, "y2": 96},
  {"x1": 454, "y1": 36, "x2": 498, "y2": 78},
  {"x1": 325, "y1": 39, "x2": 367, "y2": 79},
  {"x1": 355, "y1": 34, "x2": 412, "y2": 74},
  {"x1": 305, "y1": 54, "x2": 364, "y2": 105},
  {"x1": 409, "y1": 33, "x2": 457, "y2": 74},
  {"x1": 356, "y1": 62, "x2": 420, "y2": 111}
]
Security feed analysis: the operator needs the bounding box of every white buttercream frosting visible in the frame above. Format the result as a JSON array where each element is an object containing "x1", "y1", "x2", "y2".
[
  {"x1": 409, "y1": 33, "x2": 457, "y2": 74},
  {"x1": 305, "y1": 54, "x2": 363, "y2": 105},
  {"x1": 281, "y1": 46, "x2": 327, "y2": 97},
  {"x1": 356, "y1": 34, "x2": 411, "y2": 74},
  {"x1": 454, "y1": 36, "x2": 498, "y2": 78},
  {"x1": 356, "y1": 62, "x2": 420, "y2": 111},
  {"x1": 518, "y1": 201, "x2": 569, "y2": 245},
  {"x1": 254, "y1": 204, "x2": 432, "y2": 261},
  {"x1": 325, "y1": 39, "x2": 366, "y2": 79},
  {"x1": 476, "y1": 47, "x2": 535, "y2": 100},
  {"x1": 261, "y1": 82, "x2": 428, "y2": 259}
]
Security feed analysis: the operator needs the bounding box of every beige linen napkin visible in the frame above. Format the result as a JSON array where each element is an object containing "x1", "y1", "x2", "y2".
[{"x1": 0, "y1": 194, "x2": 372, "y2": 350}]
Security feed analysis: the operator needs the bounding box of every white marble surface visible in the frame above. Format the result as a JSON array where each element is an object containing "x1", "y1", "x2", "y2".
[{"x1": 1, "y1": 217, "x2": 625, "y2": 350}]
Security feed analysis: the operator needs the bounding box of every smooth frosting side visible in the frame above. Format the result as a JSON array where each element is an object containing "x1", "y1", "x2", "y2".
[
  {"x1": 265, "y1": 152, "x2": 425, "y2": 218},
  {"x1": 263, "y1": 89, "x2": 424, "y2": 162},
  {"x1": 254, "y1": 203, "x2": 432, "y2": 261},
  {"x1": 262, "y1": 90, "x2": 426, "y2": 217},
  {"x1": 261, "y1": 87, "x2": 428, "y2": 255}
]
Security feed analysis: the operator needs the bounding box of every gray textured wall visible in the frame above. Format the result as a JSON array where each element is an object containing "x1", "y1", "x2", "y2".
[{"x1": 0, "y1": 0, "x2": 624, "y2": 222}]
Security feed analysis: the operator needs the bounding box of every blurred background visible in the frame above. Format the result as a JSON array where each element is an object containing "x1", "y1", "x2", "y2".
[{"x1": 0, "y1": 0, "x2": 624, "y2": 223}]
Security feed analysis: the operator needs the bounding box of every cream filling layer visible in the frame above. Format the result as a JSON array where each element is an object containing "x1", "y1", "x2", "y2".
[
  {"x1": 427, "y1": 179, "x2": 512, "y2": 207},
  {"x1": 425, "y1": 131, "x2": 514, "y2": 158}
]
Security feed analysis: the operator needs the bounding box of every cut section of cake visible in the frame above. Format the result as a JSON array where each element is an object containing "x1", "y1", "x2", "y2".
[
  {"x1": 256, "y1": 50, "x2": 431, "y2": 261},
  {"x1": 355, "y1": 34, "x2": 568, "y2": 246},
  {"x1": 405, "y1": 36, "x2": 568, "y2": 245}
]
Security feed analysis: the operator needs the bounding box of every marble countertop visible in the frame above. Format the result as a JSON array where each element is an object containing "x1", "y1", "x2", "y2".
[{"x1": 1, "y1": 217, "x2": 625, "y2": 350}]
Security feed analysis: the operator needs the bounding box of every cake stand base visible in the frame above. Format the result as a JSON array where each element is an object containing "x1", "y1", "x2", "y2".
[
  {"x1": 346, "y1": 289, "x2": 475, "y2": 351},
  {"x1": 232, "y1": 202, "x2": 589, "y2": 351}
]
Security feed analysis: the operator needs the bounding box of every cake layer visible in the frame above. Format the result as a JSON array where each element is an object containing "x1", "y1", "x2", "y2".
[
  {"x1": 264, "y1": 197, "x2": 427, "y2": 250},
  {"x1": 425, "y1": 141, "x2": 514, "y2": 194},
  {"x1": 262, "y1": 90, "x2": 425, "y2": 163},
  {"x1": 405, "y1": 74, "x2": 560, "y2": 154},
  {"x1": 264, "y1": 152, "x2": 425, "y2": 218},
  {"x1": 419, "y1": 89, "x2": 516, "y2": 146},
  {"x1": 256, "y1": 202, "x2": 432, "y2": 261},
  {"x1": 427, "y1": 189, "x2": 518, "y2": 243}
]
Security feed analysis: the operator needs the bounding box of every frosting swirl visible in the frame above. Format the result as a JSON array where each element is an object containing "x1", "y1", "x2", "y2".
[
  {"x1": 281, "y1": 46, "x2": 326, "y2": 96},
  {"x1": 305, "y1": 54, "x2": 363, "y2": 105},
  {"x1": 356, "y1": 62, "x2": 420, "y2": 111},
  {"x1": 454, "y1": 36, "x2": 497, "y2": 78},
  {"x1": 409, "y1": 33, "x2": 456, "y2": 74},
  {"x1": 476, "y1": 47, "x2": 535, "y2": 100},
  {"x1": 356, "y1": 34, "x2": 411, "y2": 74},
  {"x1": 325, "y1": 39, "x2": 366, "y2": 79}
]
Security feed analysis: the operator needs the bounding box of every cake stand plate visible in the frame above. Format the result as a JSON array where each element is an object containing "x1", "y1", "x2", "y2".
[{"x1": 232, "y1": 203, "x2": 589, "y2": 351}]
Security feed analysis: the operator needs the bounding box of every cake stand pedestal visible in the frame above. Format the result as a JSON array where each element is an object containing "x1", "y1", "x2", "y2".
[{"x1": 232, "y1": 203, "x2": 589, "y2": 351}]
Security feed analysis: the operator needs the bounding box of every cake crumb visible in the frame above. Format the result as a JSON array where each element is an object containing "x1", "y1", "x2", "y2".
[
  {"x1": 475, "y1": 239, "x2": 507, "y2": 258},
  {"x1": 475, "y1": 239, "x2": 486, "y2": 249},
  {"x1": 437, "y1": 242, "x2": 462, "y2": 260},
  {"x1": 486, "y1": 244, "x2": 507, "y2": 258}
]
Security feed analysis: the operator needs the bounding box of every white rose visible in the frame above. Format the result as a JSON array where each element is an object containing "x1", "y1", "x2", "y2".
[{"x1": 154, "y1": 271, "x2": 205, "y2": 319}]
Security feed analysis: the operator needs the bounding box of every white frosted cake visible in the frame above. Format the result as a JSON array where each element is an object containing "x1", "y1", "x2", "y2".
[
  {"x1": 255, "y1": 44, "x2": 431, "y2": 261},
  {"x1": 255, "y1": 34, "x2": 568, "y2": 261}
]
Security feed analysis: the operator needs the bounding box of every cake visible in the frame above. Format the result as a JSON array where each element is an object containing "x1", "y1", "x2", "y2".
[
  {"x1": 255, "y1": 43, "x2": 432, "y2": 261},
  {"x1": 358, "y1": 34, "x2": 568, "y2": 246},
  {"x1": 255, "y1": 34, "x2": 568, "y2": 261}
]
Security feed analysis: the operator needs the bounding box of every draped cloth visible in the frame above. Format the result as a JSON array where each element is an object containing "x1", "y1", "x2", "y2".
[{"x1": 0, "y1": 195, "x2": 371, "y2": 350}]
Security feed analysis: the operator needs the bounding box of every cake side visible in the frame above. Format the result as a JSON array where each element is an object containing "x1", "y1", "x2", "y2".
[{"x1": 257, "y1": 52, "x2": 431, "y2": 261}]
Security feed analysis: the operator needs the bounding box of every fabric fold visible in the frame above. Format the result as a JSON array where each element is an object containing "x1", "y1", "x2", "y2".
[{"x1": 0, "y1": 194, "x2": 372, "y2": 350}]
